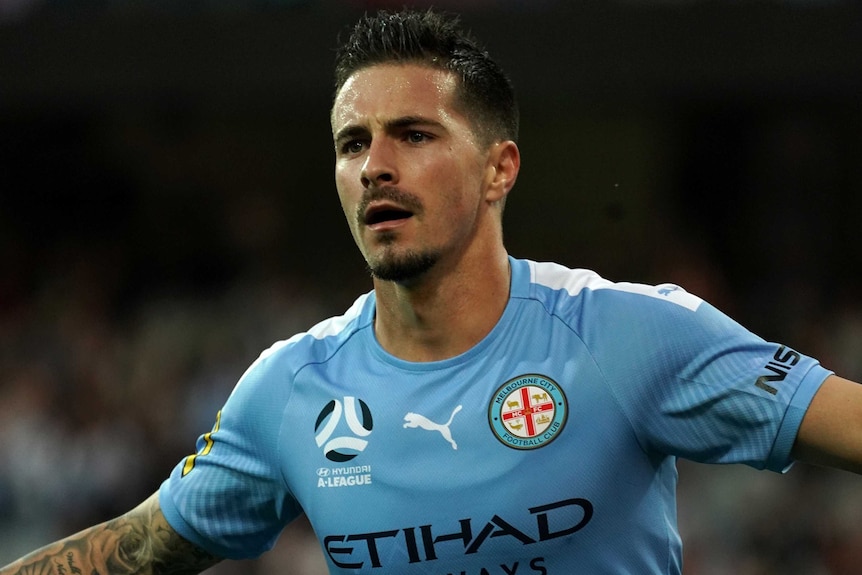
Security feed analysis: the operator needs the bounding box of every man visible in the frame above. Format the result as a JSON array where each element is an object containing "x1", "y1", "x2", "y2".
[{"x1": 3, "y1": 8, "x2": 861, "y2": 575}]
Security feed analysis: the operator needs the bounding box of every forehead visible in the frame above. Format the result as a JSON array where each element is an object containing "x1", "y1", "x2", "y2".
[{"x1": 331, "y1": 63, "x2": 461, "y2": 132}]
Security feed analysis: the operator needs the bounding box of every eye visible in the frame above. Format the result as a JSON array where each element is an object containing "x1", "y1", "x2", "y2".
[
  {"x1": 341, "y1": 140, "x2": 366, "y2": 155},
  {"x1": 406, "y1": 131, "x2": 428, "y2": 144}
]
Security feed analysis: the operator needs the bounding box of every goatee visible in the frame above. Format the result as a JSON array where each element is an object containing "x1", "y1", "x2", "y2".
[{"x1": 367, "y1": 249, "x2": 439, "y2": 284}]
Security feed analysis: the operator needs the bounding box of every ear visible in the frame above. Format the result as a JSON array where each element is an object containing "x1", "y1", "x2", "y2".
[{"x1": 484, "y1": 140, "x2": 521, "y2": 204}]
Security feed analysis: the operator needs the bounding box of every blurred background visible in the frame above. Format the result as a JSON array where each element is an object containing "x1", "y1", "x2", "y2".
[{"x1": 2, "y1": 0, "x2": 862, "y2": 573}]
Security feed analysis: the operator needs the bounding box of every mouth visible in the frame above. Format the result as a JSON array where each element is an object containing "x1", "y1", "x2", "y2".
[{"x1": 363, "y1": 204, "x2": 414, "y2": 227}]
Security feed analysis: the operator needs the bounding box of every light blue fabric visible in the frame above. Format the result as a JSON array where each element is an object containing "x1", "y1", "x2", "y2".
[{"x1": 160, "y1": 257, "x2": 830, "y2": 574}]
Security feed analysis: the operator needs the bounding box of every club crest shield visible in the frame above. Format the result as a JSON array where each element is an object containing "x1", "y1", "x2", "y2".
[{"x1": 489, "y1": 374, "x2": 567, "y2": 449}]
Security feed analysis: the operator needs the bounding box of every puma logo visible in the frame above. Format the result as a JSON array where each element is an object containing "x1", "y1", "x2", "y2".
[{"x1": 403, "y1": 405, "x2": 463, "y2": 450}]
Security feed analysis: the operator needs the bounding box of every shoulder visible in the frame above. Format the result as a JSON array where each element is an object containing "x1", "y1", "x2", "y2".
[
  {"x1": 272, "y1": 291, "x2": 372, "y2": 361},
  {"x1": 510, "y1": 257, "x2": 749, "y2": 367},
  {"x1": 516, "y1": 258, "x2": 704, "y2": 319},
  {"x1": 229, "y1": 292, "x2": 374, "y2": 398}
]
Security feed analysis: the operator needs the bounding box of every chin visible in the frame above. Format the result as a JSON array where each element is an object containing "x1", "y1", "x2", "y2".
[{"x1": 367, "y1": 250, "x2": 439, "y2": 284}]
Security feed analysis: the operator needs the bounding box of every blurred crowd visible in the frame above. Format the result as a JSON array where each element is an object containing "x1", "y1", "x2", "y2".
[{"x1": 0, "y1": 248, "x2": 332, "y2": 570}]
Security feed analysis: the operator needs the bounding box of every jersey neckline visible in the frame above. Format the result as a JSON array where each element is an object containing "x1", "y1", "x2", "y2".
[{"x1": 360, "y1": 256, "x2": 531, "y2": 372}]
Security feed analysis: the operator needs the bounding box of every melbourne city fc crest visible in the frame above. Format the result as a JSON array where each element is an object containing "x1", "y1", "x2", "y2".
[{"x1": 489, "y1": 374, "x2": 567, "y2": 449}]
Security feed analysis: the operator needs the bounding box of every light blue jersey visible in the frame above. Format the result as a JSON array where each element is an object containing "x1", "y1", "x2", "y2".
[{"x1": 159, "y1": 257, "x2": 830, "y2": 574}]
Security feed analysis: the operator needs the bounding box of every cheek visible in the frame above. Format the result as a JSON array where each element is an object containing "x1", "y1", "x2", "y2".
[
  {"x1": 444, "y1": 162, "x2": 486, "y2": 210},
  {"x1": 335, "y1": 188, "x2": 361, "y2": 239},
  {"x1": 334, "y1": 169, "x2": 357, "y2": 211},
  {"x1": 337, "y1": 193, "x2": 360, "y2": 233},
  {"x1": 434, "y1": 154, "x2": 479, "y2": 194}
]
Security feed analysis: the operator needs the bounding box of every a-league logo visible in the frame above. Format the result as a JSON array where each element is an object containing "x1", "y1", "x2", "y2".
[{"x1": 315, "y1": 396, "x2": 374, "y2": 462}]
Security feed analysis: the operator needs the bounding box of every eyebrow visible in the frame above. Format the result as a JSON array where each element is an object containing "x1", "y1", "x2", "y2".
[
  {"x1": 333, "y1": 124, "x2": 368, "y2": 145},
  {"x1": 333, "y1": 115, "x2": 444, "y2": 144}
]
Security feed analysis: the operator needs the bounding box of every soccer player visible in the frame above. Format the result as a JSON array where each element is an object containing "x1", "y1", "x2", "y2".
[{"x1": 3, "y1": 8, "x2": 862, "y2": 575}]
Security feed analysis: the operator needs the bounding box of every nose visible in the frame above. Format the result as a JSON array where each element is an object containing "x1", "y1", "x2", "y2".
[{"x1": 360, "y1": 139, "x2": 397, "y2": 188}]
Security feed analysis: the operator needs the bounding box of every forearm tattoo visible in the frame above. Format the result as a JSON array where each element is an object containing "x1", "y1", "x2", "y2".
[{"x1": 0, "y1": 493, "x2": 221, "y2": 575}]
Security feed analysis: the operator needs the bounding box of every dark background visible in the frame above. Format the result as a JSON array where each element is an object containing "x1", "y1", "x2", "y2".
[{"x1": 2, "y1": 1, "x2": 862, "y2": 573}]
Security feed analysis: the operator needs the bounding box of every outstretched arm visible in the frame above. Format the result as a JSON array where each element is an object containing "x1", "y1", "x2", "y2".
[
  {"x1": 793, "y1": 374, "x2": 862, "y2": 474},
  {"x1": 0, "y1": 491, "x2": 221, "y2": 575}
]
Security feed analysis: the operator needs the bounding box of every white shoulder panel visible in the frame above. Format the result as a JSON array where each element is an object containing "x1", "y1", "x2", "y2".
[
  {"x1": 529, "y1": 260, "x2": 703, "y2": 312},
  {"x1": 306, "y1": 292, "x2": 370, "y2": 340}
]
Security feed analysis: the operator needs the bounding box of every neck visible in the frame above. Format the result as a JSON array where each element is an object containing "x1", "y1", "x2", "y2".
[{"x1": 372, "y1": 247, "x2": 511, "y2": 362}]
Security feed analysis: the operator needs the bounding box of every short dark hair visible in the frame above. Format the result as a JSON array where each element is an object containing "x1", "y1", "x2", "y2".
[{"x1": 333, "y1": 9, "x2": 519, "y2": 146}]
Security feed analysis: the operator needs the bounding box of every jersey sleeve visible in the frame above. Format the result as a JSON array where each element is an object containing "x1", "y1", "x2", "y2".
[
  {"x1": 583, "y1": 286, "x2": 831, "y2": 472},
  {"x1": 158, "y1": 342, "x2": 302, "y2": 560}
]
